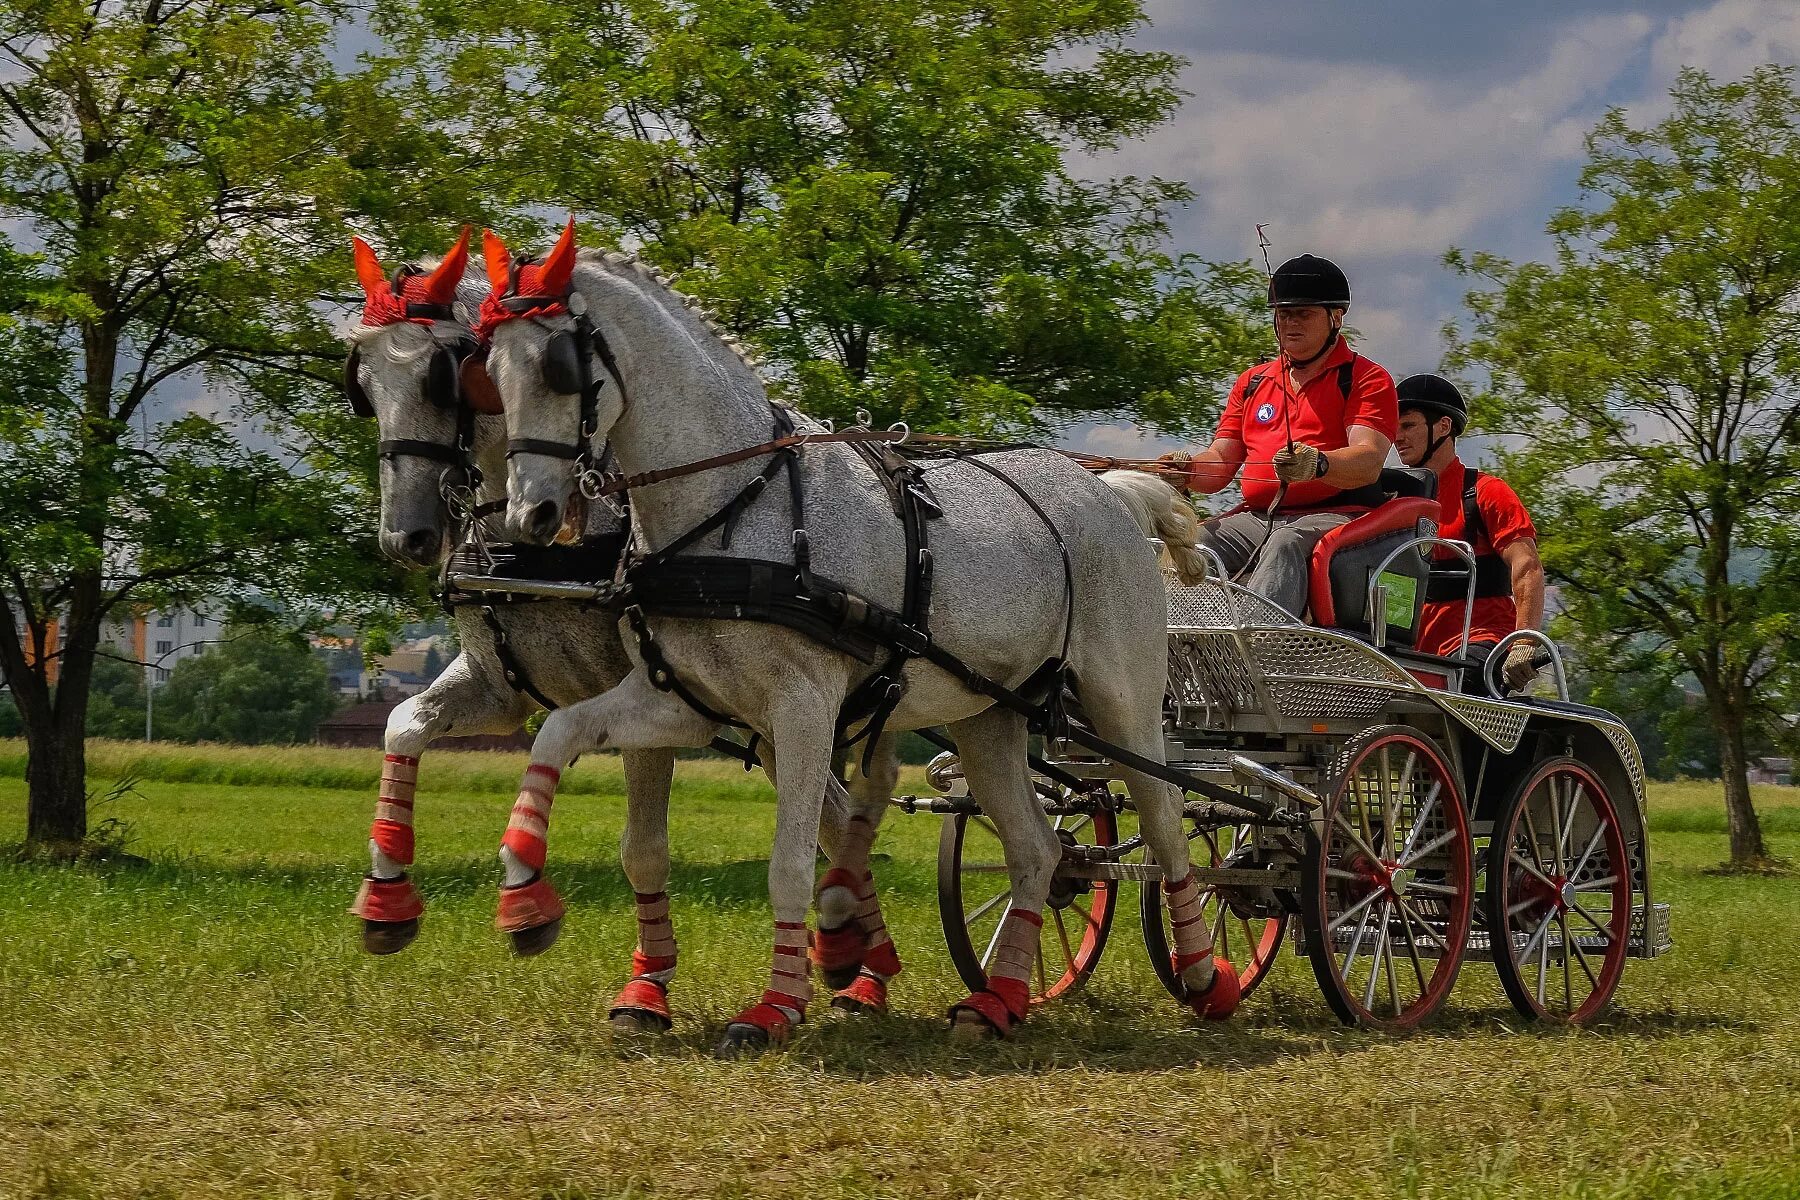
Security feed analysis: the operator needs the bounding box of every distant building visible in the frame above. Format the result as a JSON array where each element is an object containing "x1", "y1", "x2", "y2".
[
  {"x1": 7, "y1": 605, "x2": 218, "y2": 685},
  {"x1": 1748, "y1": 757, "x2": 1793, "y2": 787},
  {"x1": 315, "y1": 698, "x2": 532, "y2": 751}
]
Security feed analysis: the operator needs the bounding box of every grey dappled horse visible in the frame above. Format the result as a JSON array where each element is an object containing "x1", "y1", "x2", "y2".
[
  {"x1": 342, "y1": 231, "x2": 901, "y2": 1029},
  {"x1": 476, "y1": 222, "x2": 1233, "y2": 1052}
]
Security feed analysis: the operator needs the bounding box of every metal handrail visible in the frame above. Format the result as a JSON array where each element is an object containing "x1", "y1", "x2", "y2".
[
  {"x1": 1364, "y1": 535, "x2": 1476, "y2": 654},
  {"x1": 1485, "y1": 628, "x2": 1570, "y2": 701}
]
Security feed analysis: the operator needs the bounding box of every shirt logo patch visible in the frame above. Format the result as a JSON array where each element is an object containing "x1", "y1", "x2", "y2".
[{"x1": 1254, "y1": 400, "x2": 1278, "y2": 425}]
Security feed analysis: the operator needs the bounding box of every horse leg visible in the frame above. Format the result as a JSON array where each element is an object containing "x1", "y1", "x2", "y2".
[
  {"x1": 608, "y1": 747, "x2": 680, "y2": 1032},
  {"x1": 353, "y1": 659, "x2": 532, "y2": 954},
  {"x1": 944, "y1": 708, "x2": 1063, "y2": 1039},
  {"x1": 717, "y1": 700, "x2": 842, "y2": 1056},
  {"x1": 497, "y1": 673, "x2": 719, "y2": 957},
  {"x1": 1077, "y1": 666, "x2": 1240, "y2": 1019},
  {"x1": 819, "y1": 733, "x2": 904, "y2": 1014}
]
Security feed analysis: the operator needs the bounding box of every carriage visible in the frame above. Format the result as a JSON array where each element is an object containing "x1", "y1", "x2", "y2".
[{"x1": 914, "y1": 468, "x2": 1674, "y2": 1029}]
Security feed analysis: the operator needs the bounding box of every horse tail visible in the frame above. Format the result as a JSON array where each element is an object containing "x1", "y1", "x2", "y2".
[{"x1": 1098, "y1": 470, "x2": 1208, "y2": 586}]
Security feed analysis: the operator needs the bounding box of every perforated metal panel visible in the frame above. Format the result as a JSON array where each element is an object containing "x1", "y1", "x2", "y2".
[
  {"x1": 1432, "y1": 694, "x2": 1531, "y2": 753},
  {"x1": 1165, "y1": 576, "x2": 1299, "y2": 629}
]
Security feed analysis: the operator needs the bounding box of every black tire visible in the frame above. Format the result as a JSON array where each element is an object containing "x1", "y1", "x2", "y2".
[{"x1": 937, "y1": 803, "x2": 1119, "y2": 1004}]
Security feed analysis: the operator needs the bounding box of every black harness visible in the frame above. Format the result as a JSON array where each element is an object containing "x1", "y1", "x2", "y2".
[
  {"x1": 618, "y1": 406, "x2": 1048, "y2": 772},
  {"x1": 1426, "y1": 467, "x2": 1514, "y2": 601}
]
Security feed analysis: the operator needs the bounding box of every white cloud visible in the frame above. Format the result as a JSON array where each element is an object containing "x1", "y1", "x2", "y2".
[
  {"x1": 1066, "y1": 420, "x2": 1185, "y2": 458},
  {"x1": 1646, "y1": 0, "x2": 1800, "y2": 93}
]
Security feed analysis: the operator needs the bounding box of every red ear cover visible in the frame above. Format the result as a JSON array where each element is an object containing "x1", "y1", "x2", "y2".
[
  {"x1": 536, "y1": 217, "x2": 578, "y2": 297},
  {"x1": 420, "y1": 226, "x2": 471, "y2": 305},
  {"x1": 352, "y1": 237, "x2": 388, "y2": 297},
  {"x1": 482, "y1": 229, "x2": 512, "y2": 295}
]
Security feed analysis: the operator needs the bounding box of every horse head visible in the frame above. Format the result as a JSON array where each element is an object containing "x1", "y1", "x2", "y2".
[{"x1": 343, "y1": 227, "x2": 504, "y2": 564}]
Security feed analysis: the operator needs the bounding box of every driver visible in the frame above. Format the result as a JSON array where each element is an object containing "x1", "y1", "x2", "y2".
[
  {"x1": 1160, "y1": 255, "x2": 1398, "y2": 618},
  {"x1": 1393, "y1": 373, "x2": 1546, "y2": 692}
]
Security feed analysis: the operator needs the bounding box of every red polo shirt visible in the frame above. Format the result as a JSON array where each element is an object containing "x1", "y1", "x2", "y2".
[
  {"x1": 1210, "y1": 339, "x2": 1399, "y2": 510},
  {"x1": 1417, "y1": 457, "x2": 1538, "y2": 656}
]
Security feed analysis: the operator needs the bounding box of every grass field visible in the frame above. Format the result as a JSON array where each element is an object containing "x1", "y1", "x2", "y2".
[{"x1": 2, "y1": 739, "x2": 1798, "y2": 1199}]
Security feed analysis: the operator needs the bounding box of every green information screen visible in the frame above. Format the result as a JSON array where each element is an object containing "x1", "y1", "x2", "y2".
[{"x1": 1380, "y1": 571, "x2": 1418, "y2": 631}]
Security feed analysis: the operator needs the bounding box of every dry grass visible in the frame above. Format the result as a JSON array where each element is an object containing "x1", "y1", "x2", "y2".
[{"x1": 0, "y1": 751, "x2": 1796, "y2": 1199}]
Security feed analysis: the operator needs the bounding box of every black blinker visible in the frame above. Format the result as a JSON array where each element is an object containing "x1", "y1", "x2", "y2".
[
  {"x1": 542, "y1": 329, "x2": 584, "y2": 395},
  {"x1": 425, "y1": 345, "x2": 462, "y2": 410},
  {"x1": 343, "y1": 347, "x2": 375, "y2": 419}
]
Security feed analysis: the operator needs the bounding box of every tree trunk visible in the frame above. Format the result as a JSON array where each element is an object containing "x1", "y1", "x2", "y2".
[
  {"x1": 23, "y1": 709, "x2": 87, "y2": 846},
  {"x1": 1709, "y1": 683, "x2": 1770, "y2": 868}
]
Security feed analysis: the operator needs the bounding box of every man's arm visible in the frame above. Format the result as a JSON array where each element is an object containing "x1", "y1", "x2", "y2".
[
  {"x1": 1320, "y1": 425, "x2": 1390, "y2": 489},
  {"x1": 1503, "y1": 538, "x2": 1546, "y2": 629},
  {"x1": 1158, "y1": 437, "x2": 1246, "y2": 495}
]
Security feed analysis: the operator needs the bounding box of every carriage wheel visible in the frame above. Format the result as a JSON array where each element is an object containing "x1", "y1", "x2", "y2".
[
  {"x1": 1300, "y1": 726, "x2": 1473, "y2": 1030},
  {"x1": 1142, "y1": 819, "x2": 1287, "y2": 1003},
  {"x1": 938, "y1": 802, "x2": 1119, "y2": 1004},
  {"x1": 1486, "y1": 757, "x2": 1631, "y2": 1024}
]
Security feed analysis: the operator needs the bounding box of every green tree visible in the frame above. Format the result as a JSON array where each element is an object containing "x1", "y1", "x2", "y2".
[
  {"x1": 153, "y1": 630, "x2": 337, "y2": 744},
  {"x1": 84, "y1": 655, "x2": 147, "y2": 741},
  {"x1": 0, "y1": 0, "x2": 446, "y2": 851},
  {"x1": 379, "y1": 0, "x2": 1263, "y2": 434},
  {"x1": 1447, "y1": 66, "x2": 1800, "y2": 871}
]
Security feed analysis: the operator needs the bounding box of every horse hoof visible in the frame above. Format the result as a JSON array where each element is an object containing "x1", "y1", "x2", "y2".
[
  {"x1": 610, "y1": 1008, "x2": 673, "y2": 1034},
  {"x1": 361, "y1": 917, "x2": 420, "y2": 955},
  {"x1": 829, "y1": 993, "x2": 879, "y2": 1017},
  {"x1": 950, "y1": 1010, "x2": 999, "y2": 1042},
  {"x1": 509, "y1": 917, "x2": 562, "y2": 958},
  {"x1": 819, "y1": 963, "x2": 861, "y2": 992},
  {"x1": 715, "y1": 1022, "x2": 773, "y2": 1058}
]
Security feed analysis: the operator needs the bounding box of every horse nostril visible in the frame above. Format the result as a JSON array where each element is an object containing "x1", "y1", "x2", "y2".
[
  {"x1": 404, "y1": 528, "x2": 441, "y2": 561},
  {"x1": 527, "y1": 499, "x2": 560, "y2": 539}
]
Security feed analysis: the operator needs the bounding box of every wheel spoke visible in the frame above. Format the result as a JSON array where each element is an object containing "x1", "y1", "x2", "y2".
[
  {"x1": 1560, "y1": 781, "x2": 1585, "y2": 871},
  {"x1": 1328, "y1": 884, "x2": 1386, "y2": 934},
  {"x1": 1569, "y1": 824, "x2": 1608, "y2": 883},
  {"x1": 1397, "y1": 782, "x2": 1442, "y2": 862},
  {"x1": 1558, "y1": 911, "x2": 1573, "y2": 1012},
  {"x1": 1398, "y1": 828, "x2": 1456, "y2": 868},
  {"x1": 1378, "y1": 746, "x2": 1397, "y2": 856},
  {"x1": 1384, "y1": 905, "x2": 1403, "y2": 1017},
  {"x1": 1342, "y1": 896, "x2": 1378, "y2": 980},
  {"x1": 1059, "y1": 812, "x2": 1095, "y2": 840},
  {"x1": 1394, "y1": 898, "x2": 1429, "y2": 995},
  {"x1": 1396, "y1": 896, "x2": 1452, "y2": 953},
  {"x1": 1363, "y1": 902, "x2": 1392, "y2": 1012},
  {"x1": 1520, "y1": 799, "x2": 1551, "y2": 878},
  {"x1": 977, "y1": 898, "x2": 1012, "y2": 967},
  {"x1": 1070, "y1": 899, "x2": 1099, "y2": 932},
  {"x1": 965, "y1": 888, "x2": 1012, "y2": 929},
  {"x1": 1333, "y1": 812, "x2": 1385, "y2": 863},
  {"x1": 960, "y1": 862, "x2": 1011, "y2": 874},
  {"x1": 1569, "y1": 900, "x2": 1616, "y2": 941},
  {"x1": 1535, "y1": 905, "x2": 1553, "y2": 1006},
  {"x1": 1547, "y1": 777, "x2": 1567, "y2": 878},
  {"x1": 1568, "y1": 922, "x2": 1601, "y2": 990},
  {"x1": 1407, "y1": 880, "x2": 1463, "y2": 898},
  {"x1": 1519, "y1": 906, "x2": 1556, "y2": 964},
  {"x1": 1052, "y1": 908, "x2": 1077, "y2": 972},
  {"x1": 1508, "y1": 850, "x2": 1557, "y2": 891}
]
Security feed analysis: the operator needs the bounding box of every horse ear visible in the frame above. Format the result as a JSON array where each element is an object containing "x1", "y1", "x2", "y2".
[
  {"x1": 460, "y1": 355, "x2": 504, "y2": 414},
  {"x1": 352, "y1": 237, "x2": 387, "y2": 296},
  {"x1": 482, "y1": 229, "x2": 512, "y2": 294},
  {"x1": 420, "y1": 226, "x2": 470, "y2": 305},
  {"x1": 538, "y1": 217, "x2": 578, "y2": 296}
]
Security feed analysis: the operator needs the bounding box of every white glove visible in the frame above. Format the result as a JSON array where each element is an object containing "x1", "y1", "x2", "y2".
[{"x1": 1502, "y1": 642, "x2": 1541, "y2": 692}]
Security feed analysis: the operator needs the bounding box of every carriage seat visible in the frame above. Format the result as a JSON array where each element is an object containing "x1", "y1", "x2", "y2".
[{"x1": 1306, "y1": 468, "x2": 1440, "y2": 649}]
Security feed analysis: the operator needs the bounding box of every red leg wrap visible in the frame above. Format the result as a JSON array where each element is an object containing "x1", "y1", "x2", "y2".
[
  {"x1": 502, "y1": 765, "x2": 559, "y2": 872},
  {"x1": 370, "y1": 820, "x2": 414, "y2": 865},
  {"x1": 730, "y1": 989, "x2": 805, "y2": 1044},
  {"x1": 833, "y1": 971, "x2": 889, "y2": 1013},
  {"x1": 631, "y1": 950, "x2": 676, "y2": 979},
  {"x1": 495, "y1": 876, "x2": 565, "y2": 932},
  {"x1": 861, "y1": 939, "x2": 903, "y2": 980},
  {"x1": 610, "y1": 977, "x2": 673, "y2": 1023},
  {"x1": 1182, "y1": 956, "x2": 1242, "y2": 1021},
  {"x1": 350, "y1": 875, "x2": 424, "y2": 923},
  {"x1": 948, "y1": 975, "x2": 1032, "y2": 1037},
  {"x1": 371, "y1": 753, "x2": 419, "y2": 864},
  {"x1": 809, "y1": 924, "x2": 866, "y2": 974}
]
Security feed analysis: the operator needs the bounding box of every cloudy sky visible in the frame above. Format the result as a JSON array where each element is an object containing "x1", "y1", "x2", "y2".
[{"x1": 1077, "y1": 0, "x2": 1800, "y2": 458}]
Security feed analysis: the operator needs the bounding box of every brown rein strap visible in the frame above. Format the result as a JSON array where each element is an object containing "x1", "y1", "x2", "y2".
[{"x1": 582, "y1": 430, "x2": 1168, "y2": 498}]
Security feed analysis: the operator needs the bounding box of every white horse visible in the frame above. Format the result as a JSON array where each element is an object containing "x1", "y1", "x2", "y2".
[
  {"x1": 342, "y1": 229, "x2": 905, "y2": 1028},
  {"x1": 476, "y1": 221, "x2": 1240, "y2": 1052}
]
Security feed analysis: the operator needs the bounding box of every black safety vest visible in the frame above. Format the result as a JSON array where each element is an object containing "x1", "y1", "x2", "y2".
[{"x1": 1426, "y1": 467, "x2": 1514, "y2": 601}]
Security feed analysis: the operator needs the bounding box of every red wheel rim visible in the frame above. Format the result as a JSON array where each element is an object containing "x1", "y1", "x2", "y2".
[
  {"x1": 1311, "y1": 729, "x2": 1473, "y2": 1030},
  {"x1": 1494, "y1": 761, "x2": 1631, "y2": 1023}
]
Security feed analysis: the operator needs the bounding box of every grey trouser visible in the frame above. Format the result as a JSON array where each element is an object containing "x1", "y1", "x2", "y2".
[{"x1": 1198, "y1": 509, "x2": 1354, "y2": 620}]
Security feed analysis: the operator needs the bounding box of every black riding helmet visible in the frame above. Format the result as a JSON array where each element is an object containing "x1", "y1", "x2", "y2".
[
  {"x1": 1397, "y1": 373, "x2": 1468, "y2": 436},
  {"x1": 1268, "y1": 254, "x2": 1351, "y2": 309}
]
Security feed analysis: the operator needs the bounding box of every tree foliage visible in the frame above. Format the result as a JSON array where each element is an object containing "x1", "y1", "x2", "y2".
[
  {"x1": 0, "y1": 0, "x2": 439, "y2": 846},
  {"x1": 1448, "y1": 66, "x2": 1800, "y2": 869},
  {"x1": 377, "y1": 0, "x2": 1263, "y2": 434},
  {"x1": 151, "y1": 631, "x2": 337, "y2": 744}
]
